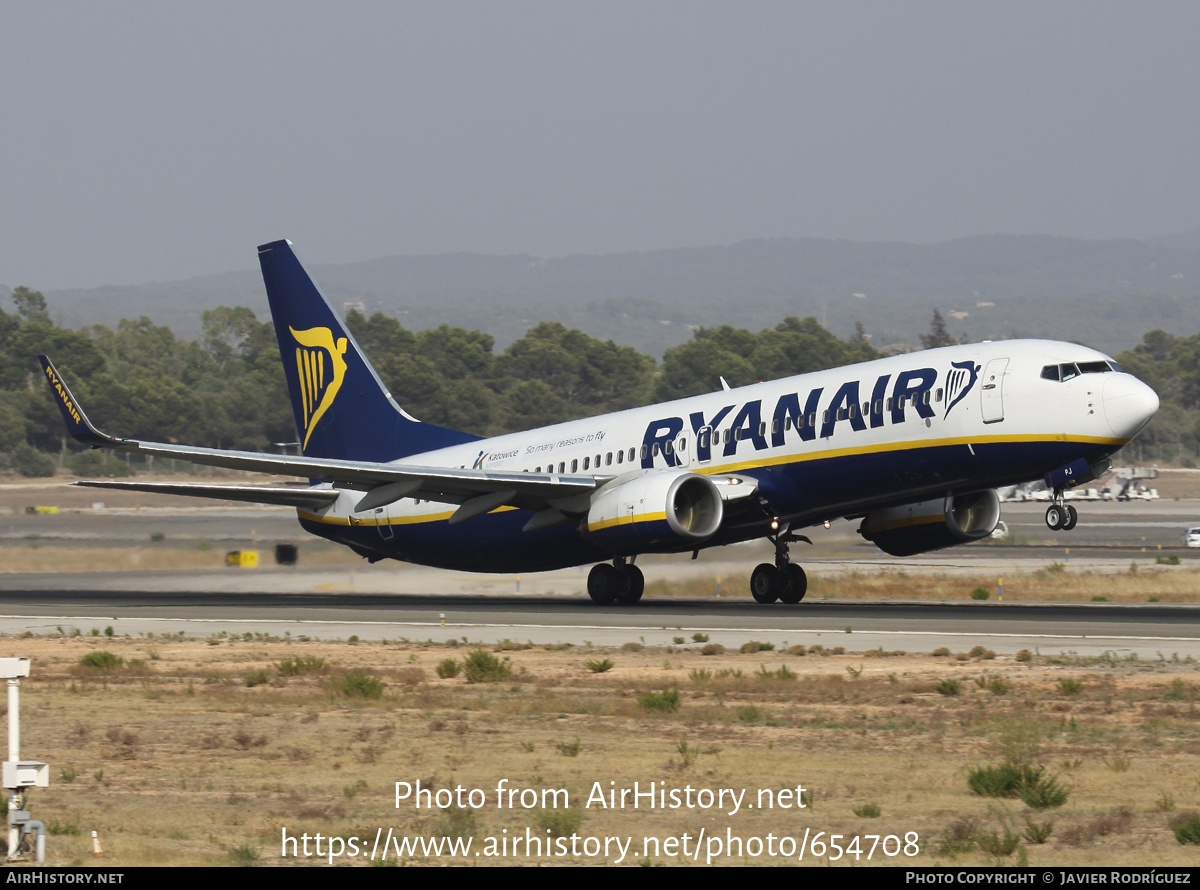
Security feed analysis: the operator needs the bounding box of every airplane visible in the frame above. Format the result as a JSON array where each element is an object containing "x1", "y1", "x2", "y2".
[{"x1": 40, "y1": 239, "x2": 1160, "y2": 605}]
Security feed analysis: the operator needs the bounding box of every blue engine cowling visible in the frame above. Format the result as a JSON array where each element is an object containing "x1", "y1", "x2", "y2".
[
  {"x1": 859, "y1": 490, "x2": 1001, "y2": 557},
  {"x1": 584, "y1": 470, "x2": 724, "y2": 554}
]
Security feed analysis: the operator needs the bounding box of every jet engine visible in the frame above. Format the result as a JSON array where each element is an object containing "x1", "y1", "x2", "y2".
[
  {"x1": 859, "y1": 490, "x2": 1001, "y2": 557},
  {"x1": 585, "y1": 470, "x2": 723, "y2": 552}
]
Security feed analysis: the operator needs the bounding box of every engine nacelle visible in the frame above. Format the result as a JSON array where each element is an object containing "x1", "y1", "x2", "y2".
[
  {"x1": 585, "y1": 470, "x2": 724, "y2": 553},
  {"x1": 859, "y1": 490, "x2": 1001, "y2": 557}
]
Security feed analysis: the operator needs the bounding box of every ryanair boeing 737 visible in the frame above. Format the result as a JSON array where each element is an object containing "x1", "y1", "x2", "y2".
[{"x1": 40, "y1": 240, "x2": 1160, "y2": 605}]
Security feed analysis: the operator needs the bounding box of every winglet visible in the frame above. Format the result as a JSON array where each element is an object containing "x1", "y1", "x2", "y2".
[{"x1": 37, "y1": 356, "x2": 126, "y2": 448}]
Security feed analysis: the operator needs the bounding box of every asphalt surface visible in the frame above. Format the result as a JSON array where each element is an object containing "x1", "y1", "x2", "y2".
[{"x1": 1, "y1": 497, "x2": 1199, "y2": 657}]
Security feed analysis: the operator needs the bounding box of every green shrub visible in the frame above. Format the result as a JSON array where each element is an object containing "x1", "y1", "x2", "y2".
[
  {"x1": 691, "y1": 633, "x2": 709, "y2": 643},
  {"x1": 556, "y1": 739, "x2": 581, "y2": 757},
  {"x1": 975, "y1": 827, "x2": 1021, "y2": 857},
  {"x1": 436, "y1": 806, "x2": 480, "y2": 839},
  {"x1": 970, "y1": 587, "x2": 990, "y2": 600},
  {"x1": 243, "y1": 669, "x2": 273, "y2": 688},
  {"x1": 435, "y1": 658, "x2": 461, "y2": 679},
  {"x1": 276, "y1": 655, "x2": 326, "y2": 676},
  {"x1": 1023, "y1": 817, "x2": 1054, "y2": 844},
  {"x1": 585, "y1": 658, "x2": 614, "y2": 673},
  {"x1": 227, "y1": 844, "x2": 260, "y2": 867},
  {"x1": 968, "y1": 762, "x2": 1043, "y2": 798},
  {"x1": 463, "y1": 649, "x2": 511, "y2": 683},
  {"x1": 78, "y1": 651, "x2": 123, "y2": 672},
  {"x1": 331, "y1": 670, "x2": 384, "y2": 700},
  {"x1": 1015, "y1": 649, "x2": 1033, "y2": 662},
  {"x1": 935, "y1": 678, "x2": 962, "y2": 696},
  {"x1": 1058, "y1": 677, "x2": 1084, "y2": 695},
  {"x1": 853, "y1": 802, "x2": 881, "y2": 818},
  {"x1": 1019, "y1": 773, "x2": 1070, "y2": 810},
  {"x1": 700, "y1": 643, "x2": 725, "y2": 656},
  {"x1": 1169, "y1": 811, "x2": 1200, "y2": 845},
  {"x1": 637, "y1": 689, "x2": 681, "y2": 713},
  {"x1": 533, "y1": 808, "x2": 583, "y2": 838}
]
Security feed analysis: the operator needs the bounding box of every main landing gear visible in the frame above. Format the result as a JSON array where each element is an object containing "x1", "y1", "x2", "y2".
[
  {"x1": 750, "y1": 526, "x2": 811, "y2": 604},
  {"x1": 587, "y1": 557, "x2": 645, "y2": 605},
  {"x1": 1044, "y1": 492, "x2": 1078, "y2": 531}
]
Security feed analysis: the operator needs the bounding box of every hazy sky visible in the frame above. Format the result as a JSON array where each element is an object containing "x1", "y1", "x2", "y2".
[{"x1": 3, "y1": 1, "x2": 1198, "y2": 289}]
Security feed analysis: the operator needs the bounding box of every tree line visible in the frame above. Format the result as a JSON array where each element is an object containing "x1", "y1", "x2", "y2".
[{"x1": 0, "y1": 288, "x2": 1192, "y2": 476}]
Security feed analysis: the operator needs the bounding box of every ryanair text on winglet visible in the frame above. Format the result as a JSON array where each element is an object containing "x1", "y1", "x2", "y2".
[{"x1": 43, "y1": 364, "x2": 82, "y2": 426}]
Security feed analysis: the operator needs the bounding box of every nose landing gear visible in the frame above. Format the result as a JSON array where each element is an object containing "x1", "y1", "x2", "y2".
[{"x1": 1045, "y1": 495, "x2": 1078, "y2": 531}]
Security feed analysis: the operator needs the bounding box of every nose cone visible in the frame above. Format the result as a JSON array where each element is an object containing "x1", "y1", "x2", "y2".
[{"x1": 1103, "y1": 374, "x2": 1159, "y2": 439}]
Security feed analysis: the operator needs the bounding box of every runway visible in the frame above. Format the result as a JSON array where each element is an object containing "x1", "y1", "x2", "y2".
[
  {"x1": 0, "y1": 586, "x2": 1197, "y2": 659},
  {"x1": 2, "y1": 493, "x2": 1199, "y2": 657}
]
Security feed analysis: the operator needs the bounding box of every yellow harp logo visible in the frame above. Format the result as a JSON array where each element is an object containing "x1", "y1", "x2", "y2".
[{"x1": 290, "y1": 326, "x2": 349, "y2": 451}]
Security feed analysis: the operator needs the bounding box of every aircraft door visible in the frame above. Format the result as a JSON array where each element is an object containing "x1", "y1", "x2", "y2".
[
  {"x1": 374, "y1": 504, "x2": 394, "y2": 540},
  {"x1": 675, "y1": 432, "x2": 690, "y2": 467},
  {"x1": 980, "y1": 358, "x2": 1009, "y2": 423}
]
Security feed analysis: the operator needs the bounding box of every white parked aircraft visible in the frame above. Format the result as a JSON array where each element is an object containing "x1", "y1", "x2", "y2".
[{"x1": 41, "y1": 240, "x2": 1159, "y2": 604}]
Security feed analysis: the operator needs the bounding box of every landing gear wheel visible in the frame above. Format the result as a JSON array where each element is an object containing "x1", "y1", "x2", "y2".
[
  {"x1": 587, "y1": 563, "x2": 619, "y2": 604},
  {"x1": 1062, "y1": 505, "x2": 1078, "y2": 531},
  {"x1": 751, "y1": 563, "x2": 779, "y2": 603},
  {"x1": 615, "y1": 565, "x2": 645, "y2": 605},
  {"x1": 1045, "y1": 505, "x2": 1065, "y2": 531},
  {"x1": 779, "y1": 563, "x2": 808, "y2": 603}
]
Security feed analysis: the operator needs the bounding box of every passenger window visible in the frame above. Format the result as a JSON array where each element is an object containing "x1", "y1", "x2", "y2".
[
  {"x1": 679, "y1": 438, "x2": 686, "y2": 452},
  {"x1": 606, "y1": 452, "x2": 612, "y2": 466},
  {"x1": 571, "y1": 459, "x2": 578, "y2": 473},
  {"x1": 885, "y1": 398, "x2": 893, "y2": 411},
  {"x1": 583, "y1": 456, "x2": 590, "y2": 470},
  {"x1": 874, "y1": 399, "x2": 883, "y2": 414},
  {"x1": 758, "y1": 422, "x2": 766, "y2": 437},
  {"x1": 651, "y1": 443, "x2": 660, "y2": 457},
  {"x1": 808, "y1": 413, "x2": 816, "y2": 427},
  {"x1": 558, "y1": 462, "x2": 565, "y2": 474},
  {"x1": 664, "y1": 441, "x2": 673, "y2": 455},
  {"x1": 629, "y1": 447, "x2": 636, "y2": 462},
  {"x1": 639, "y1": 445, "x2": 647, "y2": 459},
  {"x1": 934, "y1": 388, "x2": 943, "y2": 402},
  {"x1": 771, "y1": 419, "x2": 779, "y2": 434},
  {"x1": 822, "y1": 410, "x2": 830, "y2": 424}
]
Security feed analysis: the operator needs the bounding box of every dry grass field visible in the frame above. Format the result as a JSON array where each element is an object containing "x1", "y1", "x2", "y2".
[{"x1": 2, "y1": 631, "x2": 1198, "y2": 867}]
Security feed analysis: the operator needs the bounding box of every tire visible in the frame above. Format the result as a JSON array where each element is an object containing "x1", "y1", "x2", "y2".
[
  {"x1": 616, "y1": 565, "x2": 645, "y2": 604},
  {"x1": 1045, "y1": 505, "x2": 1064, "y2": 530},
  {"x1": 778, "y1": 564, "x2": 807, "y2": 603},
  {"x1": 587, "y1": 563, "x2": 619, "y2": 604},
  {"x1": 751, "y1": 563, "x2": 779, "y2": 603},
  {"x1": 1062, "y1": 504, "x2": 1078, "y2": 531}
]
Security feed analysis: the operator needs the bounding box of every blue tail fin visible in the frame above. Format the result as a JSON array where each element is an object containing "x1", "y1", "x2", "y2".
[{"x1": 257, "y1": 239, "x2": 480, "y2": 461}]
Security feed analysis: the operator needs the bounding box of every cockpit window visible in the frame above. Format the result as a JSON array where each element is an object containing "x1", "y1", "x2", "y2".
[{"x1": 1042, "y1": 360, "x2": 1119, "y2": 382}]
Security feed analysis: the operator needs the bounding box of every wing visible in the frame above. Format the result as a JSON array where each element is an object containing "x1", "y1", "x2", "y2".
[{"x1": 39, "y1": 356, "x2": 605, "y2": 518}]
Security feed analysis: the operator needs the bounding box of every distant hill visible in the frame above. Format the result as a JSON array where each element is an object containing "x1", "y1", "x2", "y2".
[{"x1": 36, "y1": 233, "x2": 1200, "y2": 357}]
